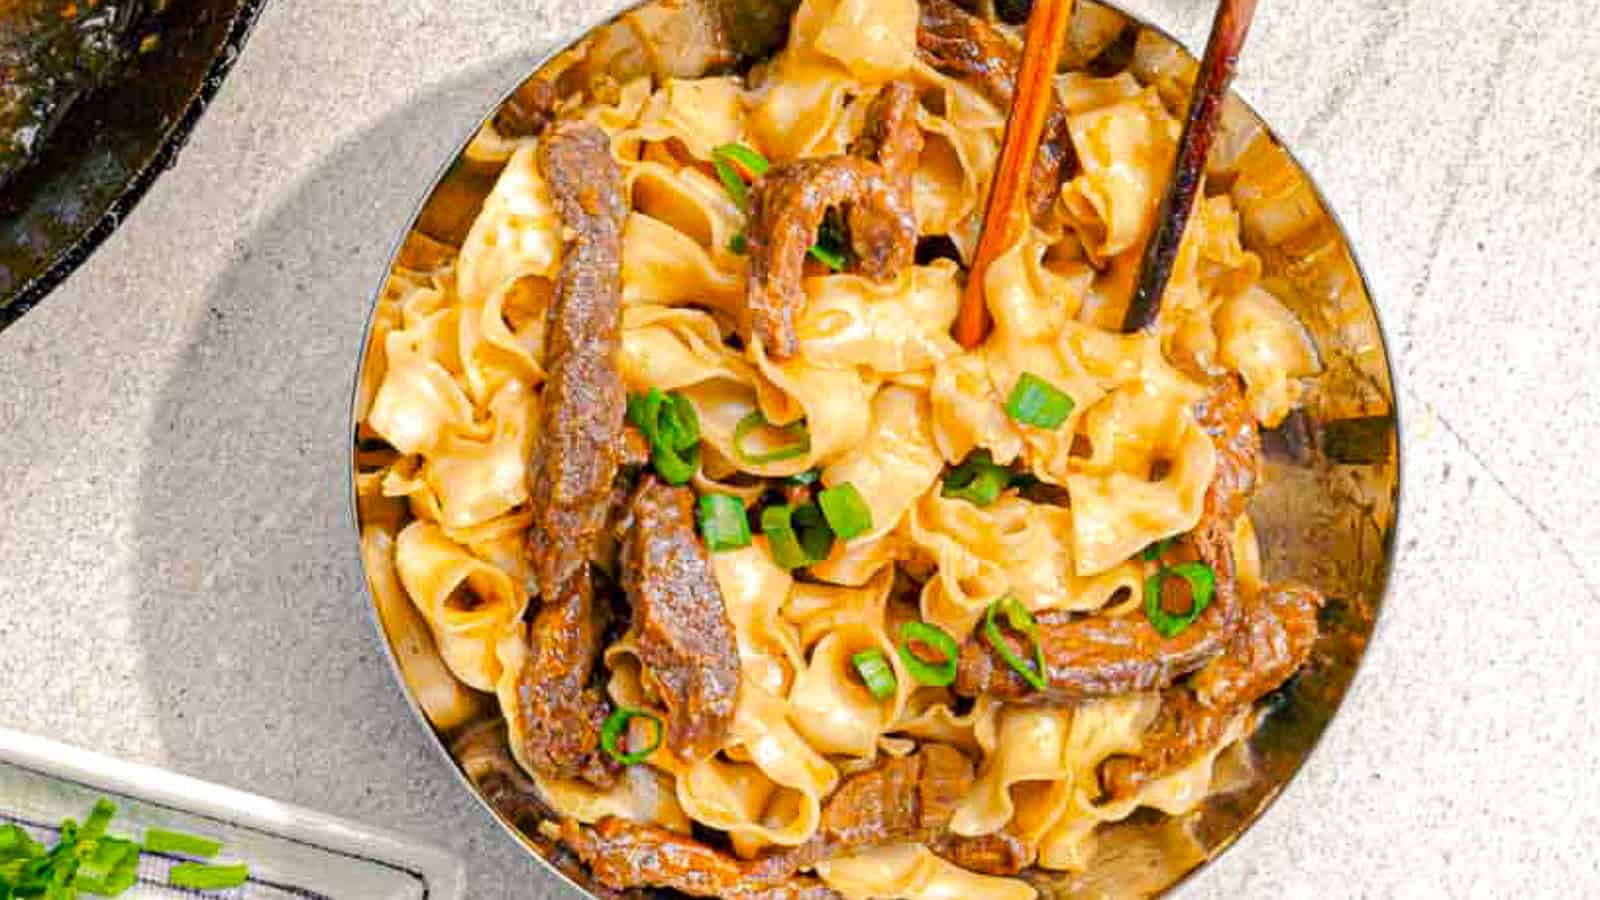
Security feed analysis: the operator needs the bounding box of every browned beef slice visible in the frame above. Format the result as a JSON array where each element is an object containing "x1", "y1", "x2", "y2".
[
  {"x1": 495, "y1": 75, "x2": 559, "y2": 138},
  {"x1": 560, "y1": 818, "x2": 842, "y2": 900},
  {"x1": 455, "y1": 718, "x2": 554, "y2": 832},
  {"x1": 620, "y1": 477, "x2": 741, "y2": 762},
  {"x1": 1099, "y1": 581, "x2": 1322, "y2": 801},
  {"x1": 1191, "y1": 581, "x2": 1322, "y2": 710},
  {"x1": 453, "y1": 719, "x2": 606, "y2": 891},
  {"x1": 850, "y1": 80, "x2": 924, "y2": 194},
  {"x1": 559, "y1": 745, "x2": 976, "y2": 897},
  {"x1": 930, "y1": 828, "x2": 1033, "y2": 876},
  {"x1": 519, "y1": 574, "x2": 618, "y2": 786},
  {"x1": 519, "y1": 121, "x2": 628, "y2": 785},
  {"x1": 746, "y1": 155, "x2": 916, "y2": 359},
  {"x1": 527, "y1": 121, "x2": 628, "y2": 595},
  {"x1": 955, "y1": 379, "x2": 1262, "y2": 702},
  {"x1": 778, "y1": 743, "x2": 974, "y2": 872},
  {"x1": 916, "y1": 0, "x2": 1074, "y2": 219}
]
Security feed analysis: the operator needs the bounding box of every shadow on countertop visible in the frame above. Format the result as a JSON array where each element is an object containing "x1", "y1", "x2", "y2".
[{"x1": 129, "y1": 56, "x2": 558, "y2": 897}]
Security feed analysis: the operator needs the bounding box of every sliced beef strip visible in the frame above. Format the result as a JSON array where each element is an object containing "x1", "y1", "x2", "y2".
[
  {"x1": 559, "y1": 745, "x2": 984, "y2": 898},
  {"x1": 916, "y1": 0, "x2": 1074, "y2": 220},
  {"x1": 518, "y1": 122, "x2": 629, "y2": 786},
  {"x1": 746, "y1": 155, "x2": 917, "y2": 359},
  {"x1": 619, "y1": 477, "x2": 741, "y2": 762},
  {"x1": 519, "y1": 574, "x2": 618, "y2": 786},
  {"x1": 955, "y1": 378, "x2": 1262, "y2": 702},
  {"x1": 850, "y1": 80, "x2": 924, "y2": 194},
  {"x1": 1098, "y1": 581, "x2": 1322, "y2": 802},
  {"x1": 495, "y1": 76, "x2": 559, "y2": 138},
  {"x1": 930, "y1": 828, "x2": 1033, "y2": 876},
  {"x1": 775, "y1": 743, "x2": 973, "y2": 873},
  {"x1": 453, "y1": 719, "x2": 612, "y2": 894}
]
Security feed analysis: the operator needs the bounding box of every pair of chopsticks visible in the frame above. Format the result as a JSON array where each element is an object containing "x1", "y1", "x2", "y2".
[{"x1": 953, "y1": 0, "x2": 1259, "y2": 348}]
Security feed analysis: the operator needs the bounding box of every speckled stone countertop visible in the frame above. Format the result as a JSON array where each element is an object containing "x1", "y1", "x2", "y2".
[{"x1": 0, "y1": 0, "x2": 1595, "y2": 896}]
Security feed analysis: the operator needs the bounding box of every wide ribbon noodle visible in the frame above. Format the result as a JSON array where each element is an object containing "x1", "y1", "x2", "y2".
[{"x1": 353, "y1": 0, "x2": 1326, "y2": 895}]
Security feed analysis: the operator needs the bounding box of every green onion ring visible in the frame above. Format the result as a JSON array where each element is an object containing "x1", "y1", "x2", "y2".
[
  {"x1": 851, "y1": 649, "x2": 897, "y2": 700},
  {"x1": 601, "y1": 708, "x2": 665, "y2": 765},
  {"x1": 983, "y1": 596, "x2": 1049, "y2": 692},
  {"x1": 1142, "y1": 562, "x2": 1216, "y2": 638},
  {"x1": 942, "y1": 450, "x2": 1013, "y2": 507},
  {"x1": 897, "y1": 622, "x2": 959, "y2": 687},
  {"x1": 733, "y1": 411, "x2": 811, "y2": 465}
]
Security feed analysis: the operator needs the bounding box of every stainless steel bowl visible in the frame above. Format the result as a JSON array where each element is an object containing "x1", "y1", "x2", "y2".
[{"x1": 347, "y1": 1, "x2": 1401, "y2": 895}]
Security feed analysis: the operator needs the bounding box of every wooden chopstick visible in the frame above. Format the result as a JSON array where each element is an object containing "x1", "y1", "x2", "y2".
[
  {"x1": 1121, "y1": 0, "x2": 1260, "y2": 334},
  {"x1": 953, "y1": 0, "x2": 1076, "y2": 350}
]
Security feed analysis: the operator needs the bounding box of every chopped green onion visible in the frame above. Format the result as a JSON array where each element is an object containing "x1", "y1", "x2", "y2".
[
  {"x1": 851, "y1": 649, "x2": 897, "y2": 700},
  {"x1": 791, "y1": 501, "x2": 836, "y2": 562},
  {"x1": 792, "y1": 501, "x2": 825, "y2": 529},
  {"x1": 818, "y1": 482, "x2": 872, "y2": 540},
  {"x1": 810, "y1": 213, "x2": 850, "y2": 272},
  {"x1": 984, "y1": 596, "x2": 1049, "y2": 691},
  {"x1": 760, "y1": 503, "x2": 834, "y2": 569},
  {"x1": 1143, "y1": 562, "x2": 1216, "y2": 638},
  {"x1": 0, "y1": 823, "x2": 44, "y2": 860},
  {"x1": 600, "y1": 707, "x2": 665, "y2": 765},
  {"x1": 81, "y1": 798, "x2": 116, "y2": 841},
  {"x1": 733, "y1": 411, "x2": 811, "y2": 465},
  {"x1": 144, "y1": 827, "x2": 222, "y2": 859},
  {"x1": 712, "y1": 144, "x2": 771, "y2": 213},
  {"x1": 897, "y1": 622, "x2": 959, "y2": 687},
  {"x1": 760, "y1": 504, "x2": 811, "y2": 570},
  {"x1": 76, "y1": 837, "x2": 141, "y2": 894},
  {"x1": 630, "y1": 388, "x2": 702, "y2": 485},
  {"x1": 807, "y1": 242, "x2": 848, "y2": 271},
  {"x1": 698, "y1": 494, "x2": 752, "y2": 551},
  {"x1": 714, "y1": 143, "x2": 771, "y2": 178},
  {"x1": 169, "y1": 862, "x2": 250, "y2": 890},
  {"x1": 941, "y1": 450, "x2": 1013, "y2": 506},
  {"x1": 1005, "y1": 373, "x2": 1075, "y2": 429},
  {"x1": 1141, "y1": 536, "x2": 1176, "y2": 562},
  {"x1": 730, "y1": 231, "x2": 748, "y2": 254}
]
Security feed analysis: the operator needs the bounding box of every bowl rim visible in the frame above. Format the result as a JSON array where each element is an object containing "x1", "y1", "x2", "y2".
[{"x1": 343, "y1": 3, "x2": 1405, "y2": 895}]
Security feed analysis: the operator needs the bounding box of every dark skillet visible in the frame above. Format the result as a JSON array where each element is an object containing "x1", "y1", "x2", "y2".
[{"x1": 0, "y1": 0, "x2": 266, "y2": 332}]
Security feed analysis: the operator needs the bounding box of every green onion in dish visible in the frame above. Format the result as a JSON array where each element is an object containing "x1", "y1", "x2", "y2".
[
  {"x1": 1143, "y1": 561, "x2": 1216, "y2": 638},
  {"x1": 169, "y1": 862, "x2": 250, "y2": 890},
  {"x1": 711, "y1": 144, "x2": 770, "y2": 212},
  {"x1": 143, "y1": 827, "x2": 222, "y2": 859},
  {"x1": 0, "y1": 798, "x2": 142, "y2": 896},
  {"x1": 941, "y1": 450, "x2": 1013, "y2": 506},
  {"x1": 983, "y1": 596, "x2": 1049, "y2": 691},
  {"x1": 760, "y1": 504, "x2": 811, "y2": 570},
  {"x1": 601, "y1": 708, "x2": 665, "y2": 765},
  {"x1": 791, "y1": 501, "x2": 836, "y2": 563},
  {"x1": 817, "y1": 483, "x2": 872, "y2": 540},
  {"x1": 733, "y1": 411, "x2": 811, "y2": 465},
  {"x1": 851, "y1": 649, "x2": 897, "y2": 700},
  {"x1": 712, "y1": 146, "x2": 849, "y2": 269},
  {"x1": 697, "y1": 494, "x2": 752, "y2": 552},
  {"x1": 759, "y1": 503, "x2": 835, "y2": 569},
  {"x1": 628, "y1": 388, "x2": 702, "y2": 485},
  {"x1": 1141, "y1": 536, "x2": 1177, "y2": 562},
  {"x1": 807, "y1": 241, "x2": 847, "y2": 272},
  {"x1": 1005, "y1": 372, "x2": 1075, "y2": 429},
  {"x1": 897, "y1": 621, "x2": 959, "y2": 687}
]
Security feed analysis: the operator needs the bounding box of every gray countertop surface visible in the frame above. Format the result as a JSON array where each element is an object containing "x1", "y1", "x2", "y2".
[{"x1": 1, "y1": 0, "x2": 1596, "y2": 896}]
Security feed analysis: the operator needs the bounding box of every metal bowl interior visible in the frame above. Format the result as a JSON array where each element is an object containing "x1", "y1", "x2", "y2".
[
  {"x1": 347, "y1": 1, "x2": 1401, "y2": 896},
  {"x1": 0, "y1": 0, "x2": 267, "y2": 331}
]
